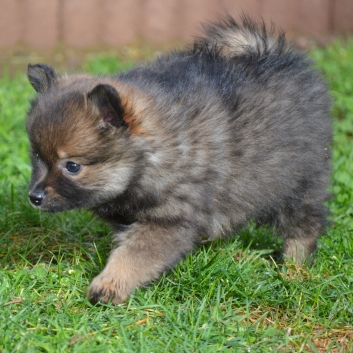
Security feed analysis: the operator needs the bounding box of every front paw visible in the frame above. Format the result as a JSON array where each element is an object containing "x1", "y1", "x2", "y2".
[{"x1": 88, "y1": 274, "x2": 130, "y2": 305}]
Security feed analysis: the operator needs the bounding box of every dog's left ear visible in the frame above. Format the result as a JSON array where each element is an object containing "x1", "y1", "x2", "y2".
[{"x1": 87, "y1": 84, "x2": 127, "y2": 130}]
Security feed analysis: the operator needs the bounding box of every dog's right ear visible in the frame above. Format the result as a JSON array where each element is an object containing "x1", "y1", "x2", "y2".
[{"x1": 27, "y1": 63, "x2": 57, "y2": 93}]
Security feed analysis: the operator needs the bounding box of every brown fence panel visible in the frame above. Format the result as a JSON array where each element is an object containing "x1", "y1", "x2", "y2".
[
  {"x1": 101, "y1": 0, "x2": 141, "y2": 46},
  {"x1": 0, "y1": 0, "x2": 352, "y2": 49},
  {"x1": 62, "y1": 0, "x2": 101, "y2": 47},
  {"x1": 333, "y1": 0, "x2": 353, "y2": 33},
  {"x1": 223, "y1": 0, "x2": 263, "y2": 19},
  {"x1": 23, "y1": 0, "x2": 59, "y2": 49},
  {"x1": 0, "y1": 0, "x2": 21, "y2": 47},
  {"x1": 141, "y1": 0, "x2": 180, "y2": 42},
  {"x1": 293, "y1": 0, "x2": 331, "y2": 35},
  {"x1": 262, "y1": 0, "x2": 300, "y2": 32},
  {"x1": 180, "y1": 0, "x2": 223, "y2": 41}
]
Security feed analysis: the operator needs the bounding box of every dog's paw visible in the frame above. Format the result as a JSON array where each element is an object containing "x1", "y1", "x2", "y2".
[{"x1": 88, "y1": 274, "x2": 130, "y2": 305}]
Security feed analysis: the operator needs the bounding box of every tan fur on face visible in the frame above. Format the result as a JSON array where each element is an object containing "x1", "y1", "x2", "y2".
[{"x1": 58, "y1": 150, "x2": 67, "y2": 159}]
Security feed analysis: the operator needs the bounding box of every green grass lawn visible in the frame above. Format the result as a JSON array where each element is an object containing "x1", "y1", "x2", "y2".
[{"x1": 1, "y1": 42, "x2": 353, "y2": 353}]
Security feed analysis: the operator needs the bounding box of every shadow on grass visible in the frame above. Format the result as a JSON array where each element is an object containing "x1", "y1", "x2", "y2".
[
  {"x1": 0, "y1": 182, "x2": 111, "y2": 273},
  {"x1": 1, "y1": 182, "x2": 284, "y2": 276}
]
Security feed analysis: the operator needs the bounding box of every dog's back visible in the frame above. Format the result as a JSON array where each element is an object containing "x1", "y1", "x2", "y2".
[{"x1": 112, "y1": 16, "x2": 331, "y2": 241}]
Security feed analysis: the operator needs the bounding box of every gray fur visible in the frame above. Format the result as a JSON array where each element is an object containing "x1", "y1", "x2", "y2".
[{"x1": 26, "y1": 16, "x2": 331, "y2": 304}]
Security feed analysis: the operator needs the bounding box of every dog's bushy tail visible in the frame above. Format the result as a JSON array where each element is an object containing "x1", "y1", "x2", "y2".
[{"x1": 194, "y1": 15, "x2": 288, "y2": 58}]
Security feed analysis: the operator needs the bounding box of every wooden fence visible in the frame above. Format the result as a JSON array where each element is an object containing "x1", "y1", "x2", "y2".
[{"x1": 1, "y1": 0, "x2": 352, "y2": 49}]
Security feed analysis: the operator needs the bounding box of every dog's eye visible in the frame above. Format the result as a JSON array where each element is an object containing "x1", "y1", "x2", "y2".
[{"x1": 66, "y1": 162, "x2": 81, "y2": 174}]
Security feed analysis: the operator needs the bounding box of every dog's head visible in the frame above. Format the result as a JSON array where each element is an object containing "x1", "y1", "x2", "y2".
[{"x1": 26, "y1": 64, "x2": 143, "y2": 213}]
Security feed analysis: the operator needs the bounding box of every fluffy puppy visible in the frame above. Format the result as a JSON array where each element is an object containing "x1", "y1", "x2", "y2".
[{"x1": 26, "y1": 16, "x2": 331, "y2": 304}]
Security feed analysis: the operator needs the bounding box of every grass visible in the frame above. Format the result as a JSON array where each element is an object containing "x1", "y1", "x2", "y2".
[{"x1": 1, "y1": 42, "x2": 353, "y2": 352}]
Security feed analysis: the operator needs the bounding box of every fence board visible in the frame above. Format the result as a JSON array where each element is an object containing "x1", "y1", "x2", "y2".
[
  {"x1": 0, "y1": 0, "x2": 351, "y2": 49},
  {"x1": 23, "y1": 0, "x2": 59, "y2": 49},
  {"x1": 0, "y1": 0, "x2": 21, "y2": 47},
  {"x1": 142, "y1": 0, "x2": 180, "y2": 42},
  {"x1": 181, "y1": 0, "x2": 223, "y2": 41},
  {"x1": 333, "y1": 0, "x2": 353, "y2": 33},
  {"x1": 62, "y1": 0, "x2": 101, "y2": 47},
  {"x1": 101, "y1": 0, "x2": 140, "y2": 46},
  {"x1": 223, "y1": 0, "x2": 263, "y2": 19}
]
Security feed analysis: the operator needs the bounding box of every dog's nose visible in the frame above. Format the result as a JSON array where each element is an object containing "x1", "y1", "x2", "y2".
[{"x1": 28, "y1": 191, "x2": 44, "y2": 206}]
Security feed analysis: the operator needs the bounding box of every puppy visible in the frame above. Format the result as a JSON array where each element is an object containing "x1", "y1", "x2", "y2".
[{"x1": 26, "y1": 16, "x2": 331, "y2": 304}]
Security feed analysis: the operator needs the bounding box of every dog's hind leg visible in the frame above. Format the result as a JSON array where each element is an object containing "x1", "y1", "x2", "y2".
[{"x1": 276, "y1": 201, "x2": 328, "y2": 266}]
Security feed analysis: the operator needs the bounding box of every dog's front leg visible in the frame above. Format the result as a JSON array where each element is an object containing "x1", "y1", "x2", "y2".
[{"x1": 88, "y1": 222, "x2": 196, "y2": 304}]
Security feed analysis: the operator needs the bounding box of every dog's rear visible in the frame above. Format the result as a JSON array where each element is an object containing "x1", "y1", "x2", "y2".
[{"x1": 193, "y1": 15, "x2": 331, "y2": 263}]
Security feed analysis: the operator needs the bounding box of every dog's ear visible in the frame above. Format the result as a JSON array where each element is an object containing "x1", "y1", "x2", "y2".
[
  {"x1": 27, "y1": 63, "x2": 57, "y2": 93},
  {"x1": 87, "y1": 84, "x2": 127, "y2": 130}
]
